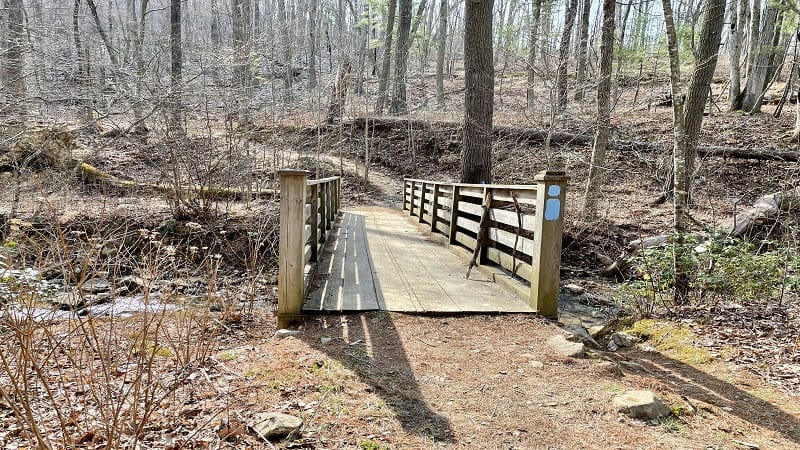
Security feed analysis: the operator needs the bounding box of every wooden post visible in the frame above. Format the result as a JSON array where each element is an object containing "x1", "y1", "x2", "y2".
[
  {"x1": 327, "y1": 181, "x2": 334, "y2": 225},
  {"x1": 278, "y1": 169, "x2": 309, "y2": 329},
  {"x1": 309, "y1": 183, "x2": 319, "y2": 262},
  {"x1": 430, "y1": 183, "x2": 440, "y2": 232},
  {"x1": 530, "y1": 171, "x2": 568, "y2": 318},
  {"x1": 402, "y1": 179, "x2": 409, "y2": 210},
  {"x1": 419, "y1": 182, "x2": 427, "y2": 223},
  {"x1": 448, "y1": 184, "x2": 461, "y2": 245}
]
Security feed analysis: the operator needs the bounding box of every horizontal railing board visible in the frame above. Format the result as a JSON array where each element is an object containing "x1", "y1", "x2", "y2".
[
  {"x1": 487, "y1": 227, "x2": 536, "y2": 257},
  {"x1": 307, "y1": 176, "x2": 340, "y2": 186},
  {"x1": 457, "y1": 200, "x2": 484, "y2": 216},
  {"x1": 485, "y1": 247, "x2": 533, "y2": 283},
  {"x1": 489, "y1": 208, "x2": 537, "y2": 231},
  {"x1": 456, "y1": 216, "x2": 480, "y2": 234},
  {"x1": 435, "y1": 222, "x2": 450, "y2": 235},
  {"x1": 455, "y1": 231, "x2": 478, "y2": 251}
]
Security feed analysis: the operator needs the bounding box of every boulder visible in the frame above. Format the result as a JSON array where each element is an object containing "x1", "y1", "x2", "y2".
[
  {"x1": 547, "y1": 334, "x2": 585, "y2": 358},
  {"x1": 250, "y1": 412, "x2": 302, "y2": 439},
  {"x1": 612, "y1": 390, "x2": 671, "y2": 420}
]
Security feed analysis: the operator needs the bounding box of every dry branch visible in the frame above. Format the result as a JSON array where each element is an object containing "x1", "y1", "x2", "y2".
[
  {"x1": 79, "y1": 163, "x2": 276, "y2": 200},
  {"x1": 603, "y1": 187, "x2": 800, "y2": 276},
  {"x1": 349, "y1": 117, "x2": 800, "y2": 162}
]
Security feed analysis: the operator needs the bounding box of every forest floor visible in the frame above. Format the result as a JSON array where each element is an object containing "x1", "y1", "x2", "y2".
[{"x1": 1, "y1": 75, "x2": 800, "y2": 448}]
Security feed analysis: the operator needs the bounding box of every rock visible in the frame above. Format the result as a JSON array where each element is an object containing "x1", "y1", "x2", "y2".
[
  {"x1": 563, "y1": 324, "x2": 601, "y2": 348},
  {"x1": 612, "y1": 390, "x2": 671, "y2": 420},
  {"x1": 607, "y1": 341, "x2": 619, "y2": 352},
  {"x1": 119, "y1": 275, "x2": 147, "y2": 293},
  {"x1": 81, "y1": 277, "x2": 110, "y2": 294},
  {"x1": 250, "y1": 412, "x2": 302, "y2": 439},
  {"x1": 619, "y1": 361, "x2": 648, "y2": 372},
  {"x1": 40, "y1": 265, "x2": 64, "y2": 280},
  {"x1": 320, "y1": 337, "x2": 332, "y2": 345},
  {"x1": 529, "y1": 360, "x2": 545, "y2": 369},
  {"x1": 564, "y1": 283, "x2": 585, "y2": 295},
  {"x1": 273, "y1": 329, "x2": 301, "y2": 340},
  {"x1": 611, "y1": 332, "x2": 639, "y2": 348},
  {"x1": 547, "y1": 335, "x2": 585, "y2": 358}
]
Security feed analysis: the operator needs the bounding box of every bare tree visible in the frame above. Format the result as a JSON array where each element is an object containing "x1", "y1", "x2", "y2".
[
  {"x1": 168, "y1": 0, "x2": 184, "y2": 136},
  {"x1": 574, "y1": 0, "x2": 592, "y2": 101},
  {"x1": 526, "y1": 0, "x2": 542, "y2": 109},
  {"x1": 375, "y1": 0, "x2": 397, "y2": 114},
  {"x1": 582, "y1": 0, "x2": 615, "y2": 220},
  {"x1": 435, "y1": 0, "x2": 448, "y2": 108},
  {"x1": 740, "y1": 3, "x2": 779, "y2": 113},
  {"x1": 555, "y1": 0, "x2": 578, "y2": 112},
  {"x1": 389, "y1": 0, "x2": 412, "y2": 114},
  {"x1": 3, "y1": 0, "x2": 26, "y2": 120},
  {"x1": 462, "y1": 0, "x2": 494, "y2": 183}
]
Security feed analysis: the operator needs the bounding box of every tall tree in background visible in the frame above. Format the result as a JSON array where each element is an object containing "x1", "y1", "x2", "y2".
[
  {"x1": 231, "y1": 0, "x2": 253, "y2": 128},
  {"x1": 375, "y1": 0, "x2": 397, "y2": 114},
  {"x1": 168, "y1": 0, "x2": 184, "y2": 136},
  {"x1": 435, "y1": 0, "x2": 448, "y2": 108},
  {"x1": 582, "y1": 0, "x2": 615, "y2": 219},
  {"x1": 555, "y1": 0, "x2": 578, "y2": 112},
  {"x1": 729, "y1": 0, "x2": 745, "y2": 110},
  {"x1": 4, "y1": 0, "x2": 26, "y2": 120},
  {"x1": 389, "y1": 0, "x2": 412, "y2": 114},
  {"x1": 526, "y1": 0, "x2": 542, "y2": 109},
  {"x1": 740, "y1": 3, "x2": 779, "y2": 112},
  {"x1": 308, "y1": 0, "x2": 319, "y2": 89},
  {"x1": 661, "y1": 0, "x2": 726, "y2": 303},
  {"x1": 574, "y1": 0, "x2": 592, "y2": 101},
  {"x1": 462, "y1": 0, "x2": 494, "y2": 183}
]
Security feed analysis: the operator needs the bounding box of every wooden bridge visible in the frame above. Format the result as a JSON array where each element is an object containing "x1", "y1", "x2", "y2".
[{"x1": 276, "y1": 170, "x2": 568, "y2": 328}]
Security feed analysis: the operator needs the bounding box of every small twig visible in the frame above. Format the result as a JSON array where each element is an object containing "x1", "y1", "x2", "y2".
[{"x1": 415, "y1": 336, "x2": 438, "y2": 347}]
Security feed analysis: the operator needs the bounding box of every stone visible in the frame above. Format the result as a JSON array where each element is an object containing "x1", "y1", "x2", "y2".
[
  {"x1": 611, "y1": 332, "x2": 639, "y2": 348},
  {"x1": 547, "y1": 334, "x2": 585, "y2": 358},
  {"x1": 619, "y1": 361, "x2": 648, "y2": 373},
  {"x1": 612, "y1": 390, "x2": 671, "y2": 420},
  {"x1": 607, "y1": 341, "x2": 619, "y2": 352},
  {"x1": 563, "y1": 324, "x2": 601, "y2": 348},
  {"x1": 250, "y1": 412, "x2": 302, "y2": 439},
  {"x1": 564, "y1": 283, "x2": 585, "y2": 295},
  {"x1": 529, "y1": 360, "x2": 545, "y2": 369},
  {"x1": 320, "y1": 337, "x2": 332, "y2": 345},
  {"x1": 273, "y1": 329, "x2": 301, "y2": 340},
  {"x1": 81, "y1": 277, "x2": 110, "y2": 294}
]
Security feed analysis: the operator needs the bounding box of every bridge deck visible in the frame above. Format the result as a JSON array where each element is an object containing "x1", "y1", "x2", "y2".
[{"x1": 304, "y1": 207, "x2": 535, "y2": 313}]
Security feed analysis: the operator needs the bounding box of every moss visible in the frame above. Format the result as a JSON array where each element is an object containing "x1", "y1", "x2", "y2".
[{"x1": 628, "y1": 319, "x2": 713, "y2": 364}]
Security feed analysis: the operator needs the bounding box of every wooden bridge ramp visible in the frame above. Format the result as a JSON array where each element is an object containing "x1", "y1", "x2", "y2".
[{"x1": 303, "y1": 207, "x2": 534, "y2": 313}]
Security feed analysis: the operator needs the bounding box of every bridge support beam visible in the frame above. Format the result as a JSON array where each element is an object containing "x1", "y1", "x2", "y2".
[
  {"x1": 530, "y1": 171, "x2": 568, "y2": 318},
  {"x1": 277, "y1": 169, "x2": 309, "y2": 329}
]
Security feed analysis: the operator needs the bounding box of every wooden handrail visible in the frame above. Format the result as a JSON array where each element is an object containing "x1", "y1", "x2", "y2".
[
  {"x1": 277, "y1": 170, "x2": 342, "y2": 328},
  {"x1": 402, "y1": 171, "x2": 568, "y2": 317}
]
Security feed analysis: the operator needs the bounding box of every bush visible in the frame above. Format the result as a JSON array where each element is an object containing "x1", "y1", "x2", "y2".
[{"x1": 616, "y1": 233, "x2": 800, "y2": 317}]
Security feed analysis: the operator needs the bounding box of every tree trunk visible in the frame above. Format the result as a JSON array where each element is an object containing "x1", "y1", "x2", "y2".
[
  {"x1": 375, "y1": 0, "x2": 397, "y2": 114},
  {"x1": 73, "y1": 0, "x2": 92, "y2": 125},
  {"x1": 168, "y1": 0, "x2": 184, "y2": 136},
  {"x1": 574, "y1": 0, "x2": 592, "y2": 101},
  {"x1": 86, "y1": 0, "x2": 118, "y2": 67},
  {"x1": 435, "y1": 0, "x2": 448, "y2": 109},
  {"x1": 729, "y1": 0, "x2": 745, "y2": 110},
  {"x1": 232, "y1": 0, "x2": 253, "y2": 129},
  {"x1": 555, "y1": 0, "x2": 578, "y2": 112},
  {"x1": 746, "y1": 0, "x2": 761, "y2": 73},
  {"x1": 582, "y1": 0, "x2": 615, "y2": 220},
  {"x1": 526, "y1": 0, "x2": 542, "y2": 109},
  {"x1": 741, "y1": 4, "x2": 779, "y2": 113},
  {"x1": 326, "y1": 60, "x2": 352, "y2": 123},
  {"x1": 278, "y1": 0, "x2": 293, "y2": 101},
  {"x1": 389, "y1": 0, "x2": 412, "y2": 114},
  {"x1": 4, "y1": 0, "x2": 26, "y2": 121},
  {"x1": 462, "y1": 0, "x2": 494, "y2": 183},
  {"x1": 308, "y1": 0, "x2": 319, "y2": 89}
]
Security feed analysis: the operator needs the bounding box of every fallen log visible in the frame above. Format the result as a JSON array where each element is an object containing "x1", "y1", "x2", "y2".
[
  {"x1": 79, "y1": 163, "x2": 277, "y2": 200},
  {"x1": 602, "y1": 187, "x2": 800, "y2": 276},
  {"x1": 349, "y1": 117, "x2": 800, "y2": 162}
]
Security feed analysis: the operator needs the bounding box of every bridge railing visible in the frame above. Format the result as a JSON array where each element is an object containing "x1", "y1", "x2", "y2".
[
  {"x1": 402, "y1": 171, "x2": 568, "y2": 317},
  {"x1": 278, "y1": 170, "x2": 341, "y2": 328}
]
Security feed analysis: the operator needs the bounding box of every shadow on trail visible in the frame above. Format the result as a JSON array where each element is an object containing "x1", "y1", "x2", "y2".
[
  {"x1": 302, "y1": 312, "x2": 455, "y2": 443},
  {"x1": 632, "y1": 350, "x2": 800, "y2": 444}
]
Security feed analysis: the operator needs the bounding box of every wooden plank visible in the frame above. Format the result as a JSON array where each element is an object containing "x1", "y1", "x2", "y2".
[
  {"x1": 434, "y1": 221, "x2": 450, "y2": 236},
  {"x1": 422, "y1": 212, "x2": 433, "y2": 224},
  {"x1": 455, "y1": 231, "x2": 478, "y2": 251},
  {"x1": 530, "y1": 172, "x2": 568, "y2": 318},
  {"x1": 436, "y1": 208, "x2": 449, "y2": 222},
  {"x1": 303, "y1": 244, "x2": 312, "y2": 267},
  {"x1": 490, "y1": 188, "x2": 538, "y2": 205},
  {"x1": 487, "y1": 226, "x2": 536, "y2": 257},
  {"x1": 458, "y1": 200, "x2": 484, "y2": 216},
  {"x1": 277, "y1": 170, "x2": 308, "y2": 328},
  {"x1": 456, "y1": 216, "x2": 480, "y2": 233},
  {"x1": 485, "y1": 247, "x2": 533, "y2": 282},
  {"x1": 489, "y1": 207, "x2": 536, "y2": 231},
  {"x1": 459, "y1": 186, "x2": 484, "y2": 198},
  {"x1": 304, "y1": 204, "x2": 312, "y2": 221},
  {"x1": 344, "y1": 214, "x2": 379, "y2": 310},
  {"x1": 437, "y1": 196, "x2": 451, "y2": 208},
  {"x1": 303, "y1": 224, "x2": 312, "y2": 243}
]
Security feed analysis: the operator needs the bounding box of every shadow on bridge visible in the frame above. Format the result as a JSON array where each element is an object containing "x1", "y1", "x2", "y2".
[{"x1": 302, "y1": 311, "x2": 455, "y2": 443}]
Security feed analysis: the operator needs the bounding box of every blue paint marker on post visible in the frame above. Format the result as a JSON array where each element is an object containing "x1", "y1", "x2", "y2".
[{"x1": 544, "y1": 185, "x2": 561, "y2": 221}]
